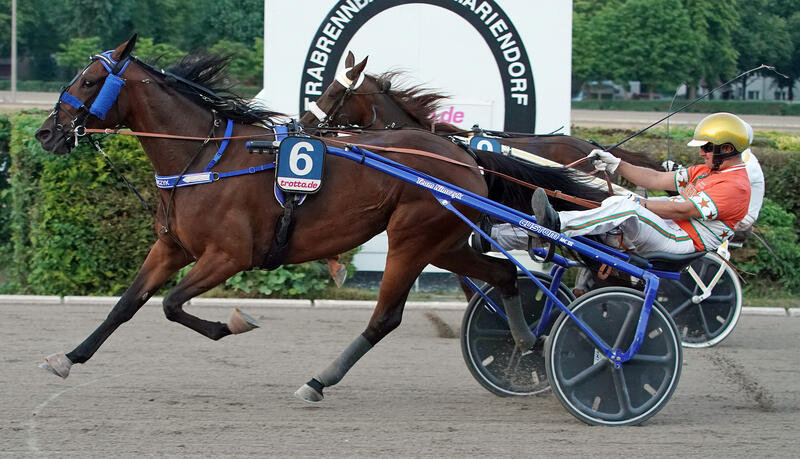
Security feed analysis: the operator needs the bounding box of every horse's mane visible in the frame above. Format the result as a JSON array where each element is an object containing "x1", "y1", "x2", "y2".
[
  {"x1": 474, "y1": 149, "x2": 609, "y2": 212},
  {"x1": 373, "y1": 71, "x2": 459, "y2": 131},
  {"x1": 162, "y1": 52, "x2": 284, "y2": 125}
]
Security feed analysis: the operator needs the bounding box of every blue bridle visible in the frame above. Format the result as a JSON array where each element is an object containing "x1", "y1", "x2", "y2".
[{"x1": 58, "y1": 50, "x2": 131, "y2": 121}]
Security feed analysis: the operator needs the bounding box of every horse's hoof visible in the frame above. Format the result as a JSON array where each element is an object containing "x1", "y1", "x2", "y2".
[
  {"x1": 227, "y1": 308, "x2": 260, "y2": 334},
  {"x1": 294, "y1": 383, "x2": 324, "y2": 403},
  {"x1": 39, "y1": 353, "x2": 72, "y2": 379},
  {"x1": 332, "y1": 264, "x2": 347, "y2": 288}
]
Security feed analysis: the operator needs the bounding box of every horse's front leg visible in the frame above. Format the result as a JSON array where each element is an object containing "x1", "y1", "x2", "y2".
[
  {"x1": 295, "y1": 250, "x2": 427, "y2": 403},
  {"x1": 40, "y1": 239, "x2": 191, "y2": 379},
  {"x1": 160, "y1": 251, "x2": 259, "y2": 340}
]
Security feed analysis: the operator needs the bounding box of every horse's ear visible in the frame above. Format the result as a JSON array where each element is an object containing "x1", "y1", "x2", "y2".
[
  {"x1": 348, "y1": 55, "x2": 368, "y2": 80},
  {"x1": 345, "y1": 51, "x2": 355, "y2": 68},
  {"x1": 116, "y1": 34, "x2": 138, "y2": 61}
]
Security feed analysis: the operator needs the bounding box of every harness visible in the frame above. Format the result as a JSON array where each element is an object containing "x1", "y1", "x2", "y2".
[{"x1": 306, "y1": 67, "x2": 382, "y2": 129}]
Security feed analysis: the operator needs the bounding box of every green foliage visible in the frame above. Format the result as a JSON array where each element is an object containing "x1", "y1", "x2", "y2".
[
  {"x1": 735, "y1": 199, "x2": 800, "y2": 294},
  {"x1": 0, "y1": 115, "x2": 10, "y2": 248},
  {"x1": 224, "y1": 264, "x2": 330, "y2": 297},
  {"x1": 574, "y1": 0, "x2": 702, "y2": 90},
  {"x1": 757, "y1": 148, "x2": 800, "y2": 218},
  {"x1": 572, "y1": 99, "x2": 800, "y2": 116},
  {"x1": 3, "y1": 113, "x2": 336, "y2": 296},
  {"x1": 55, "y1": 37, "x2": 102, "y2": 73},
  {"x1": 133, "y1": 37, "x2": 186, "y2": 64},
  {"x1": 209, "y1": 38, "x2": 262, "y2": 85},
  {"x1": 54, "y1": 36, "x2": 186, "y2": 74},
  {"x1": 682, "y1": 0, "x2": 740, "y2": 85}
]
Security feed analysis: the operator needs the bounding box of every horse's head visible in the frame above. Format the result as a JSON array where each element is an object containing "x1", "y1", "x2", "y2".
[
  {"x1": 299, "y1": 51, "x2": 383, "y2": 129},
  {"x1": 36, "y1": 35, "x2": 140, "y2": 154}
]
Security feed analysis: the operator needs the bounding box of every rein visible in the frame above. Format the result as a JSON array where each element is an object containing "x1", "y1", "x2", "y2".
[
  {"x1": 87, "y1": 125, "x2": 601, "y2": 209},
  {"x1": 314, "y1": 136, "x2": 602, "y2": 209}
]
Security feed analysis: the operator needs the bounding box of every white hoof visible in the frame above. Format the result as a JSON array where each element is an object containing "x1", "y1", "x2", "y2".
[
  {"x1": 332, "y1": 265, "x2": 347, "y2": 288},
  {"x1": 40, "y1": 353, "x2": 72, "y2": 379},
  {"x1": 294, "y1": 383, "x2": 324, "y2": 403},
  {"x1": 227, "y1": 308, "x2": 260, "y2": 334}
]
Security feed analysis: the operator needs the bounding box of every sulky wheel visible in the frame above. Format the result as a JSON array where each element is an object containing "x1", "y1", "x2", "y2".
[
  {"x1": 657, "y1": 253, "x2": 742, "y2": 348},
  {"x1": 461, "y1": 272, "x2": 573, "y2": 397},
  {"x1": 545, "y1": 287, "x2": 682, "y2": 426}
]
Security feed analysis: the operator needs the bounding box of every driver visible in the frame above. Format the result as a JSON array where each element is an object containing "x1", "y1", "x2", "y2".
[{"x1": 528, "y1": 112, "x2": 753, "y2": 255}]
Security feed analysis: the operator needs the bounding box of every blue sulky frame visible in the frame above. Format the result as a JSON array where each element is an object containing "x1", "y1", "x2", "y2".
[{"x1": 327, "y1": 143, "x2": 681, "y2": 370}]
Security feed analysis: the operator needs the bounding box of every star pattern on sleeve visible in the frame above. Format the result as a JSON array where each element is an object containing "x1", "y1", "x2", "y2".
[{"x1": 690, "y1": 191, "x2": 718, "y2": 220}]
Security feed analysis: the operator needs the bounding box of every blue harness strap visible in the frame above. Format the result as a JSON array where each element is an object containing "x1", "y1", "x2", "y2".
[
  {"x1": 155, "y1": 164, "x2": 275, "y2": 189},
  {"x1": 271, "y1": 125, "x2": 307, "y2": 207},
  {"x1": 153, "y1": 123, "x2": 288, "y2": 189},
  {"x1": 204, "y1": 119, "x2": 234, "y2": 172}
]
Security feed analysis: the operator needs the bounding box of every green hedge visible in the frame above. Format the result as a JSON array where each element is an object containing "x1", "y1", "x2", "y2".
[
  {"x1": 734, "y1": 199, "x2": 800, "y2": 294},
  {"x1": 0, "y1": 80, "x2": 67, "y2": 92},
  {"x1": 1, "y1": 112, "x2": 335, "y2": 296},
  {"x1": 572, "y1": 99, "x2": 800, "y2": 116}
]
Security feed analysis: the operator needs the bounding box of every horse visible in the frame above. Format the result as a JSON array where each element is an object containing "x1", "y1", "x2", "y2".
[
  {"x1": 34, "y1": 35, "x2": 607, "y2": 402},
  {"x1": 299, "y1": 52, "x2": 664, "y2": 175}
]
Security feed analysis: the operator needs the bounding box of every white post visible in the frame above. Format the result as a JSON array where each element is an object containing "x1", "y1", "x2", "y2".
[{"x1": 10, "y1": 0, "x2": 17, "y2": 102}]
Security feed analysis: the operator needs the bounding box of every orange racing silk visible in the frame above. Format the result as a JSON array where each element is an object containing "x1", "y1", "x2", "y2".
[{"x1": 672, "y1": 163, "x2": 750, "y2": 251}]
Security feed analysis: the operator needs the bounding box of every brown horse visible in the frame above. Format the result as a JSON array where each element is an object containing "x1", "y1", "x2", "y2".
[
  {"x1": 34, "y1": 36, "x2": 604, "y2": 402},
  {"x1": 299, "y1": 52, "x2": 663, "y2": 175}
]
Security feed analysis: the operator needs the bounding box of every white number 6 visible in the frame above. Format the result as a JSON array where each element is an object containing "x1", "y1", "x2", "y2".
[{"x1": 289, "y1": 141, "x2": 314, "y2": 175}]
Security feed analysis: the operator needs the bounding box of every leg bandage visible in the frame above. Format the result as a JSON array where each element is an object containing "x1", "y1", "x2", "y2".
[
  {"x1": 502, "y1": 294, "x2": 537, "y2": 351},
  {"x1": 316, "y1": 334, "x2": 374, "y2": 387}
]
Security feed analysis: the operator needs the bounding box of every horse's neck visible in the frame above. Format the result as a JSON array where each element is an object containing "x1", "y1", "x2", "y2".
[
  {"x1": 127, "y1": 90, "x2": 219, "y2": 175},
  {"x1": 375, "y1": 100, "x2": 421, "y2": 129}
]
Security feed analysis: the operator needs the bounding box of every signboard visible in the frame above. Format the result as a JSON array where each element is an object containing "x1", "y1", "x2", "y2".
[
  {"x1": 275, "y1": 137, "x2": 326, "y2": 193},
  {"x1": 261, "y1": 0, "x2": 573, "y2": 272},
  {"x1": 262, "y1": 0, "x2": 572, "y2": 134}
]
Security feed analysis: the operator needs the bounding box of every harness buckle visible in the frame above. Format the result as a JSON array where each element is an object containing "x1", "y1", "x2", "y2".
[{"x1": 212, "y1": 172, "x2": 220, "y2": 181}]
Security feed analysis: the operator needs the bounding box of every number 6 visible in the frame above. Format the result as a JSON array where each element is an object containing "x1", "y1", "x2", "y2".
[{"x1": 289, "y1": 141, "x2": 314, "y2": 176}]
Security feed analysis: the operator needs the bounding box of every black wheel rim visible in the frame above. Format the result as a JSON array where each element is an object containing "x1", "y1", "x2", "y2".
[
  {"x1": 549, "y1": 291, "x2": 680, "y2": 425},
  {"x1": 658, "y1": 256, "x2": 738, "y2": 344},
  {"x1": 464, "y1": 275, "x2": 570, "y2": 395}
]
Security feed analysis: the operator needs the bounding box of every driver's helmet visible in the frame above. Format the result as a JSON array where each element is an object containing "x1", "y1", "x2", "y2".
[{"x1": 687, "y1": 112, "x2": 750, "y2": 152}]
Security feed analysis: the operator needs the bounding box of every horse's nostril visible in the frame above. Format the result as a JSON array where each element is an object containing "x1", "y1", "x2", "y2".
[{"x1": 35, "y1": 128, "x2": 51, "y2": 142}]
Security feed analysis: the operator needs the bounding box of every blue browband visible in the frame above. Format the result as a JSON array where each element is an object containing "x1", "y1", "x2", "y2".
[{"x1": 154, "y1": 121, "x2": 283, "y2": 189}]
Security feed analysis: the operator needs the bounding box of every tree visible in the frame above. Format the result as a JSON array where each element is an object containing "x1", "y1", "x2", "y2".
[
  {"x1": 54, "y1": 37, "x2": 101, "y2": 73},
  {"x1": 0, "y1": 0, "x2": 10, "y2": 57},
  {"x1": 581, "y1": 0, "x2": 702, "y2": 97},
  {"x1": 682, "y1": 0, "x2": 741, "y2": 98},
  {"x1": 209, "y1": 37, "x2": 262, "y2": 85},
  {"x1": 780, "y1": 12, "x2": 800, "y2": 100},
  {"x1": 732, "y1": 0, "x2": 792, "y2": 98}
]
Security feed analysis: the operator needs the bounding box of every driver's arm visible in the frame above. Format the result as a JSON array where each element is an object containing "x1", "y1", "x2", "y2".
[{"x1": 616, "y1": 162, "x2": 678, "y2": 192}]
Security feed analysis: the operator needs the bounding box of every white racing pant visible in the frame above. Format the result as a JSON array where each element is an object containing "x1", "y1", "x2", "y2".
[{"x1": 492, "y1": 196, "x2": 696, "y2": 255}]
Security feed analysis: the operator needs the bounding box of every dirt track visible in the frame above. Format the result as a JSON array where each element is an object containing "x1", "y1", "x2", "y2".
[{"x1": 1, "y1": 301, "x2": 799, "y2": 458}]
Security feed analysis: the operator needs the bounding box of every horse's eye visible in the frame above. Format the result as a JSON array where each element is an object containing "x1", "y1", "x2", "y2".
[{"x1": 82, "y1": 80, "x2": 95, "y2": 88}]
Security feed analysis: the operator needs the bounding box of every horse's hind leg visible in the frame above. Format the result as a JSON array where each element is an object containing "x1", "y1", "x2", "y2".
[
  {"x1": 160, "y1": 252, "x2": 257, "y2": 340},
  {"x1": 40, "y1": 239, "x2": 190, "y2": 379},
  {"x1": 432, "y1": 246, "x2": 538, "y2": 351},
  {"x1": 295, "y1": 250, "x2": 427, "y2": 403}
]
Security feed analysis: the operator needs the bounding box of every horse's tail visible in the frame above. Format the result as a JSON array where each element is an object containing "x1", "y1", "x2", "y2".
[{"x1": 473, "y1": 149, "x2": 609, "y2": 212}]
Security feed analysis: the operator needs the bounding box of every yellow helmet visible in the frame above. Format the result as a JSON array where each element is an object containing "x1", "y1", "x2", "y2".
[{"x1": 687, "y1": 112, "x2": 750, "y2": 151}]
